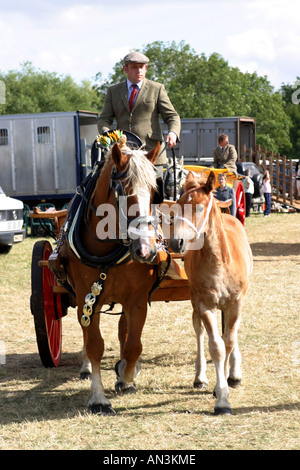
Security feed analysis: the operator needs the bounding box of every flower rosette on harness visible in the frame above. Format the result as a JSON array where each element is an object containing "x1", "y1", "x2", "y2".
[{"x1": 96, "y1": 130, "x2": 124, "y2": 149}]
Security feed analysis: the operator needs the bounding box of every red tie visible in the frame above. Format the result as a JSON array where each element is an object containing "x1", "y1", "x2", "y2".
[{"x1": 129, "y1": 84, "x2": 138, "y2": 111}]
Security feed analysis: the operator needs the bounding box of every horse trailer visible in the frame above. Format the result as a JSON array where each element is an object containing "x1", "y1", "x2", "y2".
[
  {"x1": 162, "y1": 116, "x2": 256, "y2": 164},
  {"x1": 0, "y1": 111, "x2": 98, "y2": 205},
  {"x1": 0, "y1": 112, "x2": 255, "y2": 205}
]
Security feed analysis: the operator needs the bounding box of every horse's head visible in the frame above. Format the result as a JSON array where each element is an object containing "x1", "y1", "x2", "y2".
[
  {"x1": 110, "y1": 141, "x2": 161, "y2": 263},
  {"x1": 169, "y1": 171, "x2": 216, "y2": 253},
  {"x1": 163, "y1": 156, "x2": 188, "y2": 200}
]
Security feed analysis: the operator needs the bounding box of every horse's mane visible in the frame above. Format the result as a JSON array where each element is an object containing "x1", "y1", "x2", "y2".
[{"x1": 104, "y1": 140, "x2": 157, "y2": 195}]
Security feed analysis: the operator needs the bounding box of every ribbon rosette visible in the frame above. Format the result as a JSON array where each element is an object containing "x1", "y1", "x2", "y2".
[{"x1": 96, "y1": 130, "x2": 123, "y2": 148}]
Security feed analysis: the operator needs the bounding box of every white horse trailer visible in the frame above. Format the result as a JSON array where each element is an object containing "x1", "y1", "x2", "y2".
[{"x1": 0, "y1": 111, "x2": 98, "y2": 205}]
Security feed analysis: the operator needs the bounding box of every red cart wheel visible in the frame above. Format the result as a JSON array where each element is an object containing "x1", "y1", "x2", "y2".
[
  {"x1": 31, "y1": 240, "x2": 67, "y2": 367},
  {"x1": 233, "y1": 180, "x2": 246, "y2": 226}
]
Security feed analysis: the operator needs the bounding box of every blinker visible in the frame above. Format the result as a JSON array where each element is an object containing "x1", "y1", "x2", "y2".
[{"x1": 153, "y1": 177, "x2": 164, "y2": 204}]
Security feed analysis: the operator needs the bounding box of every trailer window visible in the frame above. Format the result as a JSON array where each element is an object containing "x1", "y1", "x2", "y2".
[
  {"x1": 0, "y1": 128, "x2": 8, "y2": 146},
  {"x1": 37, "y1": 126, "x2": 51, "y2": 144}
]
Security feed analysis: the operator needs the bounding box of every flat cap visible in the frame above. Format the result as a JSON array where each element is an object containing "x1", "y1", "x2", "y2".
[{"x1": 124, "y1": 52, "x2": 149, "y2": 65}]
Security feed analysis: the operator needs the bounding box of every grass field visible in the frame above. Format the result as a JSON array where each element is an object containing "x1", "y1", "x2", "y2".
[{"x1": 0, "y1": 212, "x2": 299, "y2": 450}]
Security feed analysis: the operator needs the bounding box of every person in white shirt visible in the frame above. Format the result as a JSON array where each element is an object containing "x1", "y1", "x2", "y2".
[
  {"x1": 263, "y1": 170, "x2": 272, "y2": 217},
  {"x1": 243, "y1": 169, "x2": 254, "y2": 217}
]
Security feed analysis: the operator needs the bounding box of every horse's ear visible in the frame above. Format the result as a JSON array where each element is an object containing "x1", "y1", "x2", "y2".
[
  {"x1": 204, "y1": 171, "x2": 216, "y2": 193},
  {"x1": 146, "y1": 141, "x2": 161, "y2": 164},
  {"x1": 111, "y1": 143, "x2": 127, "y2": 169},
  {"x1": 186, "y1": 171, "x2": 194, "y2": 183},
  {"x1": 183, "y1": 172, "x2": 196, "y2": 193}
]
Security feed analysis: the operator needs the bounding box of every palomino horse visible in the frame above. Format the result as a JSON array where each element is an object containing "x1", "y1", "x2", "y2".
[
  {"x1": 59, "y1": 139, "x2": 162, "y2": 415},
  {"x1": 169, "y1": 171, "x2": 253, "y2": 414}
]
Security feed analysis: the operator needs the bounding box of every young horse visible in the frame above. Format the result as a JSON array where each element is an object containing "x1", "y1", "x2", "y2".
[
  {"x1": 169, "y1": 171, "x2": 253, "y2": 414},
  {"x1": 59, "y1": 140, "x2": 161, "y2": 415}
]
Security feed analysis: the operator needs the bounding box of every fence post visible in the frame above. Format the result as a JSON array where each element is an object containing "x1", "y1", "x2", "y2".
[
  {"x1": 289, "y1": 159, "x2": 294, "y2": 206},
  {"x1": 255, "y1": 144, "x2": 261, "y2": 168},
  {"x1": 282, "y1": 156, "x2": 286, "y2": 203},
  {"x1": 248, "y1": 147, "x2": 253, "y2": 163},
  {"x1": 268, "y1": 151, "x2": 273, "y2": 174},
  {"x1": 261, "y1": 148, "x2": 267, "y2": 171},
  {"x1": 275, "y1": 155, "x2": 280, "y2": 202}
]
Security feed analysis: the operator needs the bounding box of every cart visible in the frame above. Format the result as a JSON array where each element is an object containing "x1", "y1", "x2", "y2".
[{"x1": 182, "y1": 165, "x2": 246, "y2": 225}]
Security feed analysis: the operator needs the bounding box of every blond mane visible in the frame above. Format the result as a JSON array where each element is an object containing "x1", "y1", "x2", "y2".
[{"x1": 104, "y1": 139, "x2": 157, "y2": 195}]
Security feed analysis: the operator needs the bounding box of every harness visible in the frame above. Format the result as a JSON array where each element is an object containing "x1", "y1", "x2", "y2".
[
  {"x1": 67, "y1": 164, "x2": 131, "y2": 268},
  {"x1": 175, "y1": 192, "x2": 214, "y2": 240},
  {"x1": 51, "y1": 158, "x2": 169, "y2": 328}
]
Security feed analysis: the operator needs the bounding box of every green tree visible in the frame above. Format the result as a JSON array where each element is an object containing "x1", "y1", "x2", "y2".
[
  {"x1": 96, "y1": 41, "x2": 291, "y2": 154},
  {"x1": 0, "y1": 62, "x2": 102, "y2": 115}
]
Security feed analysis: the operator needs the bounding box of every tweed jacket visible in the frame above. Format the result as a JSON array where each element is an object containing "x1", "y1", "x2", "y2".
[
  {"x1": 97, "y1": 79, "x2": 181, "y2": 165},
  {"x1": 213, "y1": 144, "x2": 238, "y2": 175}
]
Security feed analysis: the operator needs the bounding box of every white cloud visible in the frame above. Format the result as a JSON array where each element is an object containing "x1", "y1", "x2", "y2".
[
  {"x1": 227, "y1": 29, "x2": 276, "y2": 62},
  {"x1": 59, "y1": 4, "x2": 93, "y2": 25},
  {"x1": 0, "y1": 0, "x2": 299, "y2": 89}
]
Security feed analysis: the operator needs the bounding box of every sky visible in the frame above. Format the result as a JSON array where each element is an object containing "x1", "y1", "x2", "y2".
[{"x1": 0, "y1": 0, "x2": 299, "y2": 91}]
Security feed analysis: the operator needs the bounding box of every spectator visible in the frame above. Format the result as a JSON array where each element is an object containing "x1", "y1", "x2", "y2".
[
  {"x1": 214, "y1": 173, "x2": 236, "y2": 217},
  {"x1": 263, "y1": 170, "x2": 272, "y2": 217},
  {"x1": 243, "y1": 169, "x2": 254, "y2": 217}
]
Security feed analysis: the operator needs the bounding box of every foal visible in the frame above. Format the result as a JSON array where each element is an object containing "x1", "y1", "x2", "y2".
[{"x1": 170, "y1": 171, "x2": 253, "y2": 414}]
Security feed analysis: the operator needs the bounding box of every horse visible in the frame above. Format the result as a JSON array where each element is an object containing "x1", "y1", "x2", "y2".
[
  {"x1": 163, "y1": 155, "x2": 189, "y2": 200},
  {"x1": 58, "y1": 138, "x2": 163, "y2": 415},
  {"x1": 169, "y1": 171, "x2": 253, "y2": 414}
]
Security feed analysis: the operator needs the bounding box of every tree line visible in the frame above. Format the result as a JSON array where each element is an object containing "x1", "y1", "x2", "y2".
[{"x1": 0, "y1": 41, "x2": 299, "y2": 159}]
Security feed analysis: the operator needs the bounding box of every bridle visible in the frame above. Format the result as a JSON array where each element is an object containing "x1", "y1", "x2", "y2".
[
  {"x1": 174, "y1": 192, "x2": 214, "y2": 241},
  {"x1": 108, "y1": 166, "x2": 158, "y2": 246}
]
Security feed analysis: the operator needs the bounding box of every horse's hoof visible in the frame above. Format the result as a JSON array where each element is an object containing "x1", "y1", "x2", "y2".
[
  {"x1": 115, "y1": 359, "x2": 142, "y2": 378},
  {"x1": 115, "y1": 380, "x2": 137, "y2": 394},
  {"x1": 88, "y1": 404, "x2": 116, "y2": 416},
  {"x1": 80, "y1": 371, "x2": 92, "y2": 380},
  {"x1": 214, "y1": 406, "x2": 232, "y2": 415},
  {"x1": 227, "y1": 377, "x2": 242, "y2": 388},
  {"x1": 194, "y1": 381, "x2": 208, "y2": 390}
]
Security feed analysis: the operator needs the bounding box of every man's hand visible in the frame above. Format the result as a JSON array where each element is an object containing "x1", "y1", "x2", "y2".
[{"x1": 166, "y1": 132, "x2": 177, "y2": 148}]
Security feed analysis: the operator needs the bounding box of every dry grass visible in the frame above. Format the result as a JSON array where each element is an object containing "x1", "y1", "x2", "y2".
[{"x1": 0, "y1": 212, "x2": 299, "y2": 450}]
